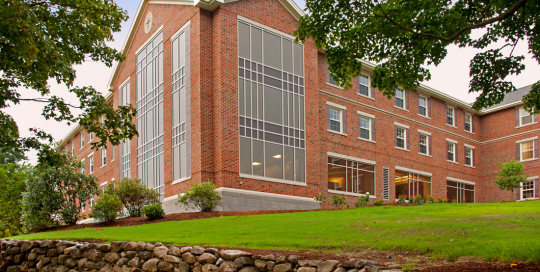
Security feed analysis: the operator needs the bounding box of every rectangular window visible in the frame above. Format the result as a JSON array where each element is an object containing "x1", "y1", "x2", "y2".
[
  {"x1": 119, "y1": 80, "x2": 131, "y2": 179},
  {"x1": 521, "y1": 181, "x2": 535, "y2": 200},
  {"x1": 447, "y1": 180, "x2": 475, "y2": 203},
  {"x1": 419, "y1": 134, "x2": 428, "y2": 155},
  {"x1": 328, "y1": 156, "x2": 375, "y2": 195},
  {"x1": 89, "y1": 155, "x2": 94, "y2": 173},
  {"x1": 71, "y1": 141, "x2": 75, "y2": 153},
  {"x1": 465, "y1": 147, "x2": 473, "y2": 166},
  {"x1": 81, "y1": 159, "x2": 85, "y2": 174},
  {"x1": 520, "y1": 107, "x2": 533, "y2": 126},
  {"x1": 359, "y1": 116, "x2": 371, "y2": 140},
  {"x1": 446, "y1": 107, "x2": 455, "y2": 126},
  {"x1": 81, "y1": 200, "x2": 86, "y2": 212},
  {"x1": 465, "y1": 114, "x2": 472, "y2": 132},
  {"x1": 395, "y1": 89, "x2": 404, "y2": 108},
  {"x1": 80, "y1": 132, "x2": 85, "y2": 148},
  {"x1": 447, "y1": 142, "x2": 456, "y2": 162},
  {"x1": 357, "y1": 74, "x2": 370, "y2": 97},
  {"x1": 396, "y1": 127, "x2": 406, "y2": 149},
  {"x1": 101, "y1": 147, "x2": 107, "y2": 166},
  {"x1": 329, "y1": 107, "x2": 342, "y2": 133},
  {"x1": 89, "y1": 132, "x2": 94, "y2": 142},
  {"x1": 137, "y1": 30, "x2": 164, "y2": 200},
  {"x1": 111, "y1": 145, "x2": 114, "y2": 161},
  {"x1": 326, "y1": 63, "x2": 337, "y2": 86},
  {"x1": 418, "y1": 96, "x2": 427, "y2": 116},
  {"x1": 238, "y1": 20, "x2": 305, "y2": 183},
  {"x1": 90, "y1": 196, "x2": 95, "y2": 208},
  {"x1": 395, "y1": 170, "x2": 431, "y2": 199},
  {"x1": 521, "y1": 141, "x2": 534, "y2": 161}
]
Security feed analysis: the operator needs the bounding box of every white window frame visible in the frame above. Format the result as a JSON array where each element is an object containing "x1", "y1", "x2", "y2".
[
  {"x1": 101, "y1": 147, "x2": 107, "y2": 167},
  {"x1": 446, "y1": 106, "x2": 455, "y2": 127},
  {"x1": 80, "y1": 159, "x2": 85, "y2": 174},
  {"x1": 465, "y1": 147, "x2": 473, "y2": 166},
  {"x1": 80, "y1": 132, "x2": 85, "y2": 149},
  {"x1": 357, "y1": 74, "x2": 371, "y2": 97},
  {"x1": 90, "y1": 196, "x2": 95, "y2": 208},
  {"x1": 88, "y1": 154, "x2": 94, "y2": 174},
  {"x1": 111, "y1": 145, "x2": 114, "y2": 161},
  {"x1": 520, "y1": 178, "x2": 537, "y2": 200},
  {"x1": 89, "y1": 132, "x2": 94, "y2": 142},
  {"x1": 395, "y1": 89, "x2": 405, "y2": 109},
  {"x1": 447, "y1": 141, "x2": 456, "y2": 163},
  {"x1": 358, "y1": 115, "x2": 372, "y2": 141},
  {"x1": 520, "y1": 140, "x2": 535, "y2": 162},
  {"x1": 418, "y1": 95, "x2": 428, "y2": 117},
  {"x1": 71, "y1": 141, "x2": 75, "y2": 153},
  {"x1": 465, "y1": 113, "x2": 472, "y2": 132},
  {"x1": 81, "y1": 200, "x2": 86, "y2": 212},
  {"x1": 329, "y1": 106, "x2": 344, "y2": 134},
  {"x1": 396, "y1": 126, "x2": 406, "y2": 149},
  {"x1": 519, "y1": 107, "x2": 535, "y2": 127},
  {"x1": 419, "y1": 133, "x2": 429, "y2": 155}
]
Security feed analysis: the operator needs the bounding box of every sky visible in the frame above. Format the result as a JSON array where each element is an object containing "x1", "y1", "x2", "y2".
[{"x1": 7, "y1": 0, "x2": 539, "y2": 164}]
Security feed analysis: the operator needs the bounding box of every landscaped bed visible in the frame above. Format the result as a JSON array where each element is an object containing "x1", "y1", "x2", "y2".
[{"x1": 11, "y1": 201, "x2": 540, "y2": 270}]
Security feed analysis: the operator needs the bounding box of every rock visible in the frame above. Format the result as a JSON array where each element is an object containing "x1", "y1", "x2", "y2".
[
  {"x1": 298, "y1": 268, "x2": 316, "y2": 272},
  {"x1": 298, "y1": 260, "x2": 322, "y2": 268},
  {"x1": 346, "y1": 270, "x2": 358, "y2": 272},
  {"x1": 182, "y1": 252, "x2": 197, "y2": 264},
  {"x1": 45, "y1": 248, "x2": 58, "y2": 257},
  {"x1": 203, "y1": 264, "x2": 220, "y2": 272},
  {"x1": 144, "y1": 244, "x2": 155, "y2": 252},
  {"x1": 31, "y1": 248, "x2": 47, "y2": 255},
  {"x1": 104, "y1": 253, "x2": 120, "y2": 263},
  {"x1": 339, "y1": 260, "x2": 356, "y2": 269},
  {"x1": 27, "y1": 253, "x2": 37, "y2": 261},
  {"x1": 6, "y1": 247, "x2": 21, "y2": 255},
  {"x1": 99, "y1": 244, "x2": 111, "y2": 252},
  {"x1": 63, "y1": 246, "x2": 76, "y2": 255},
  {"x1": 51, "y1": 257, "x2": 59, "y2": 266},
  {"x1": 334, "y1": 268, "x2": 347, "y2": 272},
  {"x1": 219, "y1": 250, "x2": 252, "y2": 261},
  {"x1": 117, "y1": 258, "x2": 129, "y2": 266},
  {"x1": 254, "y1": 259, "x2": 268, "y2": 272},
  {"x1": 127, "y1": 257, "x2": 141, "y2": 268},
  {"x1": 287, "y1": 256, "x2": 298, "y2": 264},
  {"x1": 154, "y1": 246, "x2": 169, "y2": 258},
  {"x1": 65, "y1": 258, "x2": 77, "y2": 268},
  {"x1": 87, "y1": 249, "x2": 102, "y2": 262},
  {"x1": 275, "y1": 256, "x2": 286, "y2": 264},
  {"x1": 180, "y1": 247, "x2": 192, "y2": 254},
  {"x1": 69, "y1": 248, "x2": 81, "y2": 259},
  {"x1": 219, "y1": 261, "x2": 236, "y2": 272},
  {"x1": 139, "y1": 251, "x2": 154, "y2": 260},
  {"x1": 215, "y1": 258, "x2": 225, "y2": 266},
  {"x1": 239, "y1": 267, "x2": 259, "y2": 272},
  {"x1": 100, "y1": 263, "x2": 114, "y2": 272},
  {"x1": 14, "y1": 254, "x2": 24, "y2": 264},
  {"x1": 154, "y1": 242, "x2": 163, "y2": 247},
  {"x1": 111, "y1": 242, "x2": 123, "y2": 253},
  {"x1": 260, "y1": 255, "x2": 275, "y2": 261},
  {"x1": 20, "y1": 261, "x2": 34, "y2": 271},
  {"x1": 142, "y1": 258, "x2": 160, "y2": 272},
  {"x1": 136, "y1": 242, "x2": 146, "y2": 252},
  {"x1": 97, "y1": 261, "x2": 106, "y2": 270},
  {"x1": 86, "y1": 261, "x2": 97, "y2": 270},
  {"x1": 234, "y1": 257, "x2": 254, "y2": 269},
  {"x1": 354, "y1": 261, "x2": 367, "y2": 269},
  {"x1": 158, "y1": 261, "x2": 174, "y2": 272},
  {"x1": 164, "y1": 255, "x2": 181, "y2": 263},
  {"x1": 124, "y1": 242, "x2": 137, "y2": 252},
  {"x1": 364, "y1": 261, "x2": 378, "y2": 267},
  {"x1": 317, "y1": 261, "x2": 339, "y2": 272},
  {"x1": 274, "y1": 263, "x2": 293, "y2": 272},
  {"x1": 205, "y1": 248, "x2": 219, "y2": 255},
  {"x1": 191, "y1": 246, "x2": 205, "y2": 255},
  {"x1": 125, "y1": 251, "x2": 137, "y2": 259},
  {"x1": 40, "y1": 241, "x2": 52, "y2": 248},
  {"x1": 36, "y1": 257, "x2": 51, "y2": 270},
  {"x1": 130, "y1": 268, "x2": 142, "y2": 272},
  {"x1": 168, "y1": 247, "x2": 181, "y2": 257},
  {"x1": 58, "y1": 254, "x2": 68, "y2": 264},
  {"x1": 198, "y1": 253, "x2": 218, "y2": 265},
  {"x1": 21, "y1": 242, "x2": 33, "y2": 253},
  {"x1": 7, "y1": 265, "x2": 21, "y2": 272},
  {"x1": 177, "y1": 261, "x2": 191, "y2": 272},
  {"x1": 266, "y1": 261, "x2": 276, "y2": 271},
  {"x1": 363, "y1": 267, "x2": 379, "y2": 272}
]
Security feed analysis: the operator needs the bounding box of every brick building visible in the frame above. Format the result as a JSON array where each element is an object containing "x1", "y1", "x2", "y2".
[{"x1": 58, "y1": 0, "x2": 539, "y2": 216}]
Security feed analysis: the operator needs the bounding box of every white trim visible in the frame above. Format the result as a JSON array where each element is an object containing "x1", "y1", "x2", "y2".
[
  {"x1": 481, "y1": 101, "x2": 523, "y2": 114},
  {"x1": 119, "y1": 77, "x2": 131, "y2": 92},
  {"x1": 528, "y1": 176, "x2": 539, "y2": 180},
  {"x1": 237, "y1": 15, "x2": 297, "y2": 40},
  {"x1": 135, "y1": 25, "x2": 164, "y2": 55},
  {"x1": 395, "y1": 166, "x2": 432, "y2": 177},
  {"x1": 87, "y1": 152, "x2": 94, "y2": 158},
  {"x1": 358, "y1": 137, "x2": 376, "y2": 144},
  {"x1": 327, "y1": 129, "x2": 347, "y2": 136},
  {"x1": 447, "y1": 160, "x2": 458, "y2": 164},
  {"x1": 357, "y1": 111, "x2": 375, "y2": 119},
  {"x1": 521, "y1": 158, "x2": 537, "y2": 163},
  {"x1": 464, "y1": 113, "x2": 473, "y2": 133},
  {"x1": 395, "y1": 146, "x2": 410, "y2": 152},
  {"x1": 464, "y1": 143, "x2": 475, "y2": 149},
  {"x1": 417, "y1": 129, "x2": 431, "y2": 136},
  {"x1": 171, "y1": 21, "x2": 191, "y2": 40},
  {"x1": 172, "y1": 176, "x2": 192, "y2": 185},
  {"x1": 465, "y1": 165, "x2": 476, "y2": 169},
  {"x1": 148, "y1": 0, "x2": 193, "y2": 4},
  {"x1": 100, "y1": 181, "x2": 108, "y2": 186},
  {"x1": 418, "y1": 94, "x2": 428, "y2": 117},
  {"x1": 516, "y1": 136, "x2": 538, "y2": 144},
  {"x1": 394, "y1": 122, "x2": 409, "y2": 129},
  {"x1": 516, "y1": 122, "x2": 536, "y2": 129},
  {"x1": 328, "y1": 190, "x2": 377, "y2": 199},
  {"x1": 418, "y1": 153, "x2": 432, "y2": 158},
  {"x1": 326, "y1": 101, "x2": 346, "y2": 110},
  {"x1": 163, "y1": 194, "x2": 179, "y2": 202},
  {"x1": 446, "y1": 138, "x2": 458, "y2": 143},
  {"x1": 327, "y1": 151, "x2": 376, "y2": 165},
  {"x1": 239, "y1": 174, "x2": 307, "y2": 186},
  {"x1": 394, "y1": 105, "x2": 409, "y2": 112},
  {"x1": 447, "y1": 177, "x2": 475, "y2": 185},
  {"x1": 327, "y1": 82, "x2": 344, "y2": 90}
]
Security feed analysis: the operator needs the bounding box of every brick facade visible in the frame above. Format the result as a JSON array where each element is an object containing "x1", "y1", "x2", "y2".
[{"x1": 60, "y1": 0, "x2": 538, "y2": 215}]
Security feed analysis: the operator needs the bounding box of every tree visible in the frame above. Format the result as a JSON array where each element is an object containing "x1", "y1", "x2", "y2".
[
  {"x1": 493, "y1": 159, "x2": 528, "y2": 200},
  {"x1": 21, "y1": 147, "x2": 98, "y2": 232},
  {"x1": 0, "y1": 147, "x2": 27, "y2": 165},
  {"x1": 0, "y1": 163, "x2": 28, "y2": 237},
  {"x1": 176, "y1": 181, "x2": 223, "y2": 212},
  {"x1": 104, "y1": 178, "x2": 160, "y2": 217},
  {"x1": 90, "y1": 193, "x2": 124, "y2": 222},
  {"x1": 295, "y1": 0, "x2": 540, "y2": 113},
  {"x1": 0, "y1": 0, "x2": 137, "y2": 158}
]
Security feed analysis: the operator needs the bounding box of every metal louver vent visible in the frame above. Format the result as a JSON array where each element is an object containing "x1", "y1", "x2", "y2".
[{"x1": 383, "y1": 167, "x2": 389, "y2": 200}]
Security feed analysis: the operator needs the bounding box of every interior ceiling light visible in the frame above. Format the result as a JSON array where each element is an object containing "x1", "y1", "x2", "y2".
[
  {"x1": 252, "y1": 162, "x2": 261, "y2": 166},
  {"x1": 273, "y1": 155, "x2": 282, "y2": 158}
]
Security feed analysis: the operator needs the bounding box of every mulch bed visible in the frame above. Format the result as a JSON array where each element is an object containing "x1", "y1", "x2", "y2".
[{"x1": 422, "y1": 262, "x2": 540, "y2": 271}]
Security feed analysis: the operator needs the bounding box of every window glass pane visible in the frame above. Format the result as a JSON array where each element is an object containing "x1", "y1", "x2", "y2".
[
  {"x1": 521, "y1": 141, "x2": 534, "y2": 160},
  {"x1": 328, "y1": 163, "x2": 346, "y2": 191},
  {"x1": 330, "y1": 108, "x2": 341, "y2": 132},
  {"x1": 265, "y1": 142, "x2": 283, "y2": 179},
  {"x1": 238, "y1": 22, "x2": 250, "y2": 59},
  {"x1": 464, "y1": 189, "x2": 474, "y2": 203},
  {"x1": 284, "y1": 146, "x2": 294, "y2": 180},
  {"x1": 447, "y1": 186, "x2": 457, "y2": 202},
  {"x1": 251, "y1": 27, "x2": 262, "y2": 63},
  {"x1": 360, "y1": 116, "x2": 370, "y2": 139},
  {"x1": 282, "y1": 39, "x2": 292, "y2": 73},
  {"x1": 263, "y1": 31, "x2": 281, "y2": 69},
  {"x1": 358, "y1": 169, "x2": 374, "y2": 195},
  {"x1": 252, "y1": 140, "x2": 264, "y2": 176},
  {"x1": 395, "y1": 170, "x2": 409, "y2": 198},
  {"x1": 295, "y1": 148, "x2": 305, "y2": 182},
  {"x1": 293, "y1": 43, "x2": 303, "y2": 76},
  {"x1": 264, "y1": 86, "x2": 282, "y2": 124},
  {"x1": 240, "y1": 137, "x2": 251, "y2": 174}
]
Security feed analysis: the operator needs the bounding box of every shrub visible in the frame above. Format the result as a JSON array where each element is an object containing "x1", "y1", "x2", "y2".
[
  {"x1": 397, "y1": 194, "x2": 407, "y2": 204},
  {"x1": 331, "y1": 194, "x2": 348, "y2": 209},
  {"x1": 373, "y1": 200, "x2": 384, "y2": 206},
  {"x1": 0, "y1": 163, "x2": 28, "y2": 237},
  {"x1": 428, "y1": 195, "x2": 435, "y2": 204},
  {"x1": 90, "y1": 194, "x2": 124, "y2": 222},
  {"x1": 141, "y1": 204, "x2": 165, "y2": 220},
  {"x1": 176, "y1": 181, "x2": 223, "y2": 212},
  {"x1": 355, "y1": 193, "x2": 370, "y2": 208},
  {"x1": 314, "y1": 193, "x2": 328, "y2": 202},
  {"x1": 104, "y1": 178, "x2": 160, "y2": 217}
]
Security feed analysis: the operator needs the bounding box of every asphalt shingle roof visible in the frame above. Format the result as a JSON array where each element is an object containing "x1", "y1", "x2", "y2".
[{"x1": 484, "y1": 84, "x2": 534, "y2": 110}]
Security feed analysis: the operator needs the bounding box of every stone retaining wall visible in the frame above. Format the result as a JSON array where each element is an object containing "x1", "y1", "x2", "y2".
[{"x1": 0, "y1": 239, "x2": 397, "y2": 272}]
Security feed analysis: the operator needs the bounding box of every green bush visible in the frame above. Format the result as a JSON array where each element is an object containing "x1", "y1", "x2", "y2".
[
  {"x1": 0, "y1": 163, "x2": 28, "y2": 237},
  {"x1": 103, "y1": 178, "x2": 160, "y2": 217},
  {"x1": 141, "y1": 204, "x2": 165, "y2": 220},
  {"x1": 331, "y1": 194, "x2": 348, "y2": 209},
  {"x1": 355, "y1": 193, "x2": 370, "y2": 208},
  {"x1": 373, "y1": 200, "x2": 384, "y2": 206},
  {"x1": 176, "y1": 181, "x2": 223, "y2": 212},
  {"x1": 90, "y1": 194, "x2": 124, "y2": 222}
]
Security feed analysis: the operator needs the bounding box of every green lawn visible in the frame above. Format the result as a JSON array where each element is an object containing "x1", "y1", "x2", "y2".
[{"x1": 12, "y1": 201, "x2": 540, "y2": 262}]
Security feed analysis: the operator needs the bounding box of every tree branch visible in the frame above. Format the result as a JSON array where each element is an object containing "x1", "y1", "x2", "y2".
[{"x1": 18, "y1": 98, "x2": 82, "y2": 109}]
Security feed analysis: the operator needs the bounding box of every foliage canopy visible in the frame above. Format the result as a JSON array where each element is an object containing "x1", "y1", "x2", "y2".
[
  {"x1": 176, "y1": 181, "x2": 223, "y2": 212},
  {"x1": 0, "y1": 163, "x2": 28, "y2": 237},
  {"x1": 104, "y1": 178, "x2": 160, "y2": 217},
  {"x1": 493, "y1": 158, "x2": 528, "y2": 200}
]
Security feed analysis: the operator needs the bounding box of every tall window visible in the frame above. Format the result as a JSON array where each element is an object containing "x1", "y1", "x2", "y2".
[
  {"x1": 465, "y1": 147, "x2": 473, "y2": 166},
  {"x1": 329, "y1": 108, "x2": 343, "y2": 133},
  {"x1": 359, "y1": 116, "x2": 371, "y2": 140},
  {"x1": 136, "y1": 30, "x2": 164, "y2": 200},
  {"x1": 446, "y1": 106, "x2": 455, "y2": 126},
  {"x1": 328, "y1": 156, "x2": 375, "y2": 195},
  {"x1": 101, "y1": 147, "x2": 107, "y2": 166},
  {"x1": 419, "y1": 134, "x2": 428, "y2": 155},
  {"x1": 521, "y1": 181, "x2": 535, "y2": 200},
  {"x1": 238, "y1": 20, "x2": 305, "y2": 183},
  {"x1": 396, "y1": 127, "x2": 406, "y2": 149},
  {"x1": 81, "y1": 159, "x2": 85, "y2": 174},
  {"x1": 89, "y1": 155, "x2": 94, "y2": 174},
  {"x1": 119, "y1": 81, "x2": 131, "y2": 179},
  {"x1": 395, "y1": 89, "x2": 404, "y2": 108},
  {"x1": 520, "y1": 107, "x2": 533, "y2": 126},
  {"x1": 90, "y1": 196, "x2": 95, "y2": 208},
  {"x1": 172, "y1": 25, "x2": 191, "y2": 182},
  {"x1": 447, "y1": 180, "x2": 474, "y2": 203},
  {"x1": 465, "y1": 114, "x2": 472, "y2": 132},
  {"x1": 520, "y1": 141, "x2": 534, "y2": 161},
  {"x1": 418, "y1": 96, "x2": 427, "y2": 116},
  {"x1": 81, "y1": 200, "x2": 86, "y2": 212},
  {"x1": 357, "y1": 74, "x2": 370, "y2": 96},
  {"x1": 395, "y1": 170, "x2": 431, "y2": 198},
  {"x1": 89, "y1": 132, "x2": 94, "y2": 142},
  {"x1": 447, "y1": 142, "x2": 456, "y2": 162},
  {"x1": 80, "y1": 132, "x2": 85, "y2": 148},
  {"x1": 326, "y1": 63, "x2": 337, "y2": 86},
  {"x1": 71, "y1": 141, "x2": 74, "y2": 153}
]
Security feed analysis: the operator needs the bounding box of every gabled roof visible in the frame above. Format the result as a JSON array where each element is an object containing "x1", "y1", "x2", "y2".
[{"x1": 481, "y1": 84, "x2": 534, "y2": 114}]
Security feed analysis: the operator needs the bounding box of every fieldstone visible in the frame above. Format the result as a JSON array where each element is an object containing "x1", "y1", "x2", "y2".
[
  {"x1": 205, "y1": 248, "x2": 219, "y2": 255},
  {"x1": 234, "y1": 257, "x2": 254, "y2": 269},
  {"x1": 363, "y1": 267, "x2": 379, "y2": 272},
  {"x1": 99, "y1": 244, "x2": 111, "y2": 252},
  {"x1": 40, "y1": 241, "x2": 52, "y2": 248},
  {"x1": 88, "y1": 249, "x2": 102, "y2": 262},
  {"x1": 334, "y1": 268, "x2": 347, "y2": 272},
  {"x1": 203, "y1": 264, "x2": 220, "y2": 272},
  {"x1": 191, "y1": 246, "x2": 205, "y2": 255},
  {"x1": 65, "y1": 258, "x2": 77, "y2": 269},
  {"x1": 346, "y1": 269, "x2": 358, "y2": 272},
  {"x1": 139, "y1": 251, "x2": 154, "y2": 261},
  {"x1": 339, "y1": 260, "x2": 356, "y2": 269},
  {"x1": 154, "y1": 242, "x2": 163, "y2": 247},
  {"x1": 252, "y1": 255, "x2": 260, "y2": 260},
  {"x1": 177, "y1": 261, "x2": 191, "y2": 272},
  {"x1": 219, "y1": 261, "x2": 236, "y2": 272},
  {"x1": 154, "y1": 246, "x2": 169, "y2": 258},
  {"x1": 14, "y1": 254, "x2": 24, "y2": 264},
  {"x1": 111, "y1": 242, "x2": 123, "y2": 253},
  {"x1": 130, "y1": 268, "x2": 142, "y2": 272},
  {"x1": 198, "y1": 253, "x2": 218, "y2": 265},
  {"x1": 298, "y1": 268, "x2": 316, "y2": 272},
  {"x1": 164, "y1": 255, "x2": 181, "y2": 263},
  {"x1": 239, "y1": 267, "x2": 259, "y2": 272},
  {"x1": 46, "y1": 249, "x2": 58, "y2": 258},
  {"x1": 77, "y1": 258, "x2": 88, "y2": 269},
  {"x1": 56, "y1": 245, "x2": 66, "y2": 254},
  {"x1": 6, "y1": 247, "x2": 21, "y2": 255},
  {"x1": 274, "y1": 263, "x2": 293, "y2": 272},
  {"x1": 219, "y1": 250, "x2": 252, "y2": 261},
  {"x1": 144, "y1": 244, "x2": 155, "y2": 252},
  {"x1": 21, "y1": 242, "x2": 33, "y2": 253},
  {"x1": 7, "y1": 265, "x2": 21, "y2": 272},
  {"x1": 182, "y1": 252, "x2": 197, "y2": 264},
  {"x1": 180, "y1": 247, "x2": 192, "y2": 254},
  {"x1": 58, "y1": 254, "x2": 68, "y2": 264},
  {"x1": 317, "y1": 261, "x2": 339, "y2": 272},
  {"x1": 27, "y1": 253, "x2": 37, "y2": 261},
  {"x1": 127, "y1": 257, "x2": 141, "y2": 268},
  {"x1": 266, "y1": 261, "x2": 276, "y2": 271},
  {"x1": 134, "y1": 242, "x2": 145, "y2": 252},
  {"x1": 364, "y1": 261, "x2": 378, "y2": 267},
  {"x1": 104, "y1": 253, "x2": 120, "y2": 263},
  {"x1": 88, "y1": 243, "x2": 99, "y2": 250},
  {"x1": 36, "y1": 257, "x2": 51, "y2": 270},
  {"x1": 287, "y1": 256, "x2": 298, "y2": 264},
  {"x1": 31, "y1": 248, "x2": 47, "y2": 255},
  {"x1": 20, "y1": 261, "x2": 34, "y2": 271},
  {"x1": 125, "y1": 251, "x2": 138, "y2": 259},
  {"x1": 63, "y1": 246, "x2": 77, "y2": 256},
  {"x1": 215, "y1": 258, "x2": 225, "y2": 266},
  {"x1": 275, "y1": 256, "x2": 286, "y2": 264},
  {"x1": 117, "y1": 258, "x2": 129, "y2": 266},
  {"x1": 354, "y1": 261, "x2": 367, "y2": 269},
  {"x1": 168, "y1": 247, "x2": 181, "y2": 257},
  {"x1": 298, "y1": 260, "x2": 322, "y2": 267},
  {"x1": 69, "y1": 248, "x2": 81, "y2": 259},
  {"x1": 255, "y1": 259, "x2": 267, "y2": 269},
  {"x1": 124, "y1": 242, "x2": 137, "y2": 252},
  {"x1": 101, "y1": 263, "x2": 114, "y2": 272},
  {"x1": 51, "y1": 257, "x2": 59, "y2": 266},
  {"x1": 158, "y1": 261, "x2": 174, "y2": 272},
  {"x1": 86, "y1": 261, "x2": 98, "y2": 270},
  {"x1": 142, "y1": 258, "x2": 160, "y2": 272}
]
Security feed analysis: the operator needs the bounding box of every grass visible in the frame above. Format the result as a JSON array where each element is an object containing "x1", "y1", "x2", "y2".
[{"x1": 12, "y1": 201, "x2": 540, "y2": 262}]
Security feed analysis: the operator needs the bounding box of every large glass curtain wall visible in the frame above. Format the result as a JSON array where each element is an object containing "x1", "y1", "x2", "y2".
[
  {"x1": 237, "y1": 20, "x2": 305, "y2": 183},
  {"x1": 395, "y1": 170, "x2": 431, "y2": 198},
  {"x1": 136, "y1": 31, "x2": 165, "y2": 201},
  {"x1": 447, "y1": 180, "x2": 475, "y2": 203},
  {"x1": 327, "y1": 157, "x2": 375, "y2": 195},
  {"x1": 119, "y1": 81, "x2": 131, "y2": 179},
  {"x1": 171, "y1": 26, "x2": 191, "y2": 182}
]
